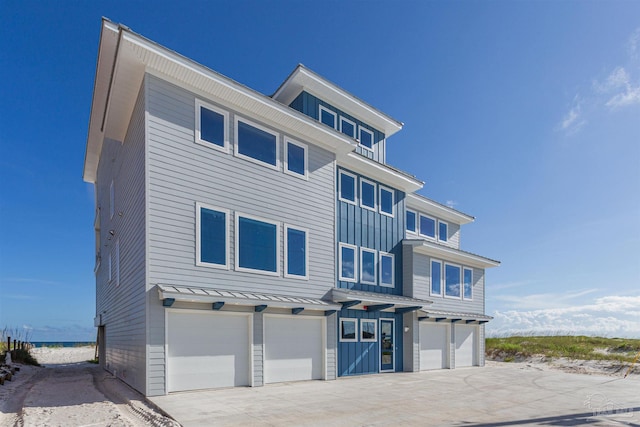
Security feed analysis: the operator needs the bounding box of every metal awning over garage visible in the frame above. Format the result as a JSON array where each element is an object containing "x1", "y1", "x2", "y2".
[
  {"x1": 331, "y1": 288, "x2": 432, "y2": 313},
  {"x1": 419, "y1": 308, "x2": 493, "y2": 324},
  {"x1": 157, "y1": 284, "x2": 342, "y2": 312}
]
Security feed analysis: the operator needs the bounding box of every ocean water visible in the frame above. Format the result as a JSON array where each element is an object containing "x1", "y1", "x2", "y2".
[{"x1": 29, "y1": 342, "x2": 96, "y2": 348}]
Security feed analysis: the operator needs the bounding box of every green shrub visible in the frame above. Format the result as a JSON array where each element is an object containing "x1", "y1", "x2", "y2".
[{"x1": 9, "y1": 348, "x2": 40, "y2": 366}]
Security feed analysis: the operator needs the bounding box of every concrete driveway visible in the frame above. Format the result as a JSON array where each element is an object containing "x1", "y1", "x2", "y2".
[{"x1": 149, "y1": 363, "x2": 640, "y2": 426}]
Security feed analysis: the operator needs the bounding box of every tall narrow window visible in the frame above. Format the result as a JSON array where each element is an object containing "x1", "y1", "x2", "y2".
[
  {"x1": 445, "y1": 263, "x2": 461, "y2": 298},
  {"x1": 439, "y1": 221, "x2": 448, "y2": 242},
  {"x1": 284, "y1": 139, "x2": 308, "y2": 179},
  {"x1": 360, "y1": 248, "x2": 376, "y2": 285},
  {"x1": 431, "y1": 260, "x2": 442, "y2": 296},
  {"x1": 420, "y1": 214, "x2": 436, "y2": 239},
  {"x1": 340, "y1": 117, "x2": 356, "y2": 138},
  {"x1": 406, "y1": 210, "x2": 417, "y2": 234},
  {"x1": 236, "y1": 214, "x2": 279, "y2": 275},
  {"x1": 379, "y1": 252, "x2": 394, "y2": 287},
  {"x1": 463, "y1": 268, "x2": 473, "y2": 300},
  {"x1": 319, "y1": 105, "x2": 337, "y2": 129},
  {"x1": 235, "y1": 118, "x2": 278, "y2": 168},
  {"x1": 360, "y1": 179, "x2": 376, "y2": 211},
  {"x1": 339, "y1": 171, "x2": 356, "y2": 204},
  {"x1": 379, "y1": 186, "x2": 394, "y2": 217},
  {"x1": 196, "y1": 203, "x2": 229, "y2": 268},
  {"x1": 339, "y1": 243, "x2": 357, "y2": 282},
  {"x1": 359, "y1": 127, "x2": 374, "y2": 150},
  {"x1": 195, "y1": 100, "x2": 228, "y2": 151},
  {"x1": 285, "y1": 225, "x2": 308, "y2": 279}
]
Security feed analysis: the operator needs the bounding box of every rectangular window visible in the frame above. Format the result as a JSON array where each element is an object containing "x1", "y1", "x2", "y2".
[
  {"x1": 406, "y1": 210, "x2": 417, "y2": 234},
  {"x1": 379, "y1": 252, "x2": 394, "y2": 287},
  {"x1": 339, "y1": 243, "x2": 357, "y2": 282},
  {"x1": 285, "y1": 225, "x2": 308, "y2": 279},
  {"x1": 109, "y1": 180, "x2": 114, "y2": 219},
  {"x1": 361, "y1": 319, "x2": 377, "y2": 342},
  {"x1": 445, "y1": 263, "x2": 461, "y2": 298},
  {"x1": 236, "y1": 214, "x2": 279, "y2": 275},
  {"x1": 358, "y1": 127, "x2": 374, "y2": 150},
  {"x1": 319, "y1": 105, "x2": 337, "y2": 129},
  {"x1": 196, "y1": 203, "x2": 229, "y2": 268},
  {"x1": 439, "y1": 221, "x2": 448, "y2": 242},
  {"x1": 379, "y1": 186, "x2": 394, "y2": 217},
  {"x1": 284, "y1": 138, "x2": 308, "y2": 179},
  {"x1": 195, "y1": 99, "x2": 228, "y2": 151},
  {"x1": 340, "y1": 318, "x2": 358, "y2": 342},
  {"x1": 463, "y1": 268, "x2": 473, "y2": 300},
  {"x1": 360, "y1": 178, "x2": 376, "y2": 211},
  {"x1": 431, "y1": 260, "x2": 442, "y2": 296},
  {"x1": 339, "y1": 170, "x2": 356, "y2": 204},
  {"x1": 340, "y1": 117, "x2": 356, "y2": 138},
  {"x1": 360, "y1": 248, "x2": 377, "y2": 285},
  {"x1": 235, "y1": 118, "x2": 279, "y2": 169},
  {"x1": 419, "y1": 214, "x2": 436, "y2": 239}
]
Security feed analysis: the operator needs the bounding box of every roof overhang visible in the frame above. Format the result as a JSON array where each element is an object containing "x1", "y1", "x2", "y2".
[
  {"x1": 338, "y1": 152, "x2": 423, "y2": 193},
  {"x1": 331, "y1": 288, "x2": 432, "y2": 312},
  {"x1": 404, "y1": 239, "x2": 500, "y2": 269},
  {"x1": 157, "y1": 284, "x2": 342, "y2": 311},
  {"x1": 84, "y1": 20, "x2": 359, "y2": 183},
  {"x1": 419, "y1": 308, "x2": 493, "y2": 323},
  {"x1": 406, "y1": 193, "x2": 474, "y2": 225},
  {"x1": 272, "y1": 65, "x2": 403, "y2": 138}
]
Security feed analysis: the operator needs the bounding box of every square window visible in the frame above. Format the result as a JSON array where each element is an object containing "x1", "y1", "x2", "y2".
[
  {"x1": 285, "y1": 139, "x2": 308, "y2": 179},
  {"x1": 419, "y1": 215, "x2": 436, "y2": 238},
  {"x1": 339, "y1": 171, "x2": 356, "y2": 204},
  {"x1": 445, "y1": 263, "x2": 461, "y2": 298},
  {"x1": 379, "y1": 252, "x2": 394, "y2": 287},
  {"x1": 235, "y1": 118, "x2": 279, "y2": 168},
  {"x1": 197, "y1": 203, "x2": 229, "y2": 268},
  {"x1": 195, "y1": 100, "x2": 228, "y2": 151},
  {"x1": 339, "y1": 243, "x2": 357, "y2": 282},
  {"x1": 359, "y1": 127, "x2": 374, "y2": 150},
  {"x1": 285, "y1": 225, "x2": 308, "y2": 279},
  {"x1": 379, "y1": 186, "x2": 394, "y2": 217},
  {"x1": 236, "y1": 214, "x2": 279, "y2": 275},
  {"x1": 340, "y1": 318, "x2": 358, "y2": 342},
  {"x1": 360, "y1": 248, "x2": 377, "y2": 285},
  {"x1": 319, "y1": 105, "x2": 337, "y2": 129},
  {"x1": 439, "y1": 221, "x2": 448, "y2": 242},
  {"x1": 361, "y1": 319, "x2": 377, "y2": 342},
  {"x1": 406, "y1": 210, "x2": 417, "y2": 234},
  {"x1": 340, "y1": 117, "x2": 356, "y2": 138},
  {"x1": 360, "y1": 179, "x2": 376, "y2": 210},
  {"x1": 430, "y1": 260, "x2": 442, "y2": 296},
  {"x1": 463, "y1": 268, "x2": 473, "y2": 300}
]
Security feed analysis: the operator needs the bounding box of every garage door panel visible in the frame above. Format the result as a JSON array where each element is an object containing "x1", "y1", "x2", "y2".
[
  {"x1": 419, "y1": 323, "x2": 449, "y2": 370},
  {"x1": 455, "y1": 325, "x2": 477, "y2": 367}
]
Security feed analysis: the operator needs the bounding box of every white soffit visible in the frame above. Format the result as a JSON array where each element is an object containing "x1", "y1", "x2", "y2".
[
  {"x1": 404, "y1": 239, "x2": 500, "y2": 269},
  {"x1": 406, "y1": 193, "x2": 475, "y2": 225},
  {"x1": 338, "y1": 152, "x2": 423, "y2": 193}
]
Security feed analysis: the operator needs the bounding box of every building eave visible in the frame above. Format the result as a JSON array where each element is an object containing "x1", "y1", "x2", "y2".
[
  {"x1": 406, "y1": 193, "x2": 475, "y2": 225},
  {"x1": 338, "y1": 152, "x2": 424, "y2": 193},
  {"x1": 403, "y1": 239, "x2": 500, "y2": 269}
]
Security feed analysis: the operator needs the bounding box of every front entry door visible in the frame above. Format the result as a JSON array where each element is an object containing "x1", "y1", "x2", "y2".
[{"x1": 380, "y1": 319, "x2": 395, "y2": 372}]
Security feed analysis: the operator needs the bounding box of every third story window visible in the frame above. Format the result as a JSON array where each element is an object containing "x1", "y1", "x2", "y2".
[
  {"x1": 236, "y1": 119, "x2": 278, "y2": 168},
  {"x1": 360, "y1": 179, "x2": 376, "y2": 210},
  {"x1": 359, "y1": 127, "x2": 374, "y2": 150},
  {"x1": 379, "y1": 187, "x2": 394, "y2": 216},
  {"x1": 406, "y1": 210, "x2": 417, "y2": 233},
  {"x1": 439, "y1": 221, "x2": 448, "y2": 242},
  {"x1": 339, "y1": 171, "x2": 356, "y2": 204},
  {"x1": 420, "y1": 214, "x2": 436, "y2": 238},
  {"x1": 196, "y1": 100, "x2": 228, "y2": 150},
  {"x1": 285, "y1": 139, "x2": 307, "y2": 178},
  {"x1": 319, "y1": 105, "x2": 337, "y2": 129},
  {"x1": 340, "y1": 117, "x2": 356, "y2": 138}
]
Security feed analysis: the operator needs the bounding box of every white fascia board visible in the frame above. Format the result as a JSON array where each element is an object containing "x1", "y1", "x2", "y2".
[
  {"x1": 404, "y1": 239, "x2": 500, "y2": 269},
  {"x1": 273, "y1": 65, "x2": 403, "y2": 138},
  {"x1": 338, "y1": 152, "x2": 423, "y2": 193},
  {"x1": 406, "y1": 193, "x2": 475, "y2": 225}
]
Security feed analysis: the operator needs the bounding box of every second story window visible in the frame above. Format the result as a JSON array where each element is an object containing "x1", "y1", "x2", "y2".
[
  {"x1": 430, "y1": 260, "x2": 442, "y2": 296},
  {"x1": 445, "y1": 263, "x2": 461, "y2": 298},
  {"x1": 358, "y1": 127, "x2": 374, "y2": 151},
  {"x1": 339, "y1": 171, "x2": 356, "y2": 204},
  {"x1": 196, "y1": 203, "x2": 229, "y2": 269},
  {"x1": 195, "y1": 100, "x2": 228, "y2": 151},
  {"x1": 235, "y1": 118, "x2": 278, "y2": 169},
  {"x1": 463, "y1": 268, "x2": 473, "y2": 300},
  {"x1": 236, "y1": 214, "x2": 279, "y2": 275},
  {"x1": 360, "y1": 248, "x2": 377, "y2": 285},
  {"x1": 285, "y1": 225, "x2": 308, "y2": 279},
  {"x1": 379, "y1": 252, "x2": 394, "y2": 287},
  {"x1": 339, "y1": 243, "x2": 357, "y2": 282},
  {"x1": 319, "y1": 105, "x2": 337, "y2": 129},
  {"x1": 339, "y1": 117, "x2": 356, "y2": 138}
]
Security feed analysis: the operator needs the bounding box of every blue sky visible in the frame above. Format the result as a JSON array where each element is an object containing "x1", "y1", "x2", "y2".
[{"x1": 1, "y1": 1, "x2": 638, "y2": 341}]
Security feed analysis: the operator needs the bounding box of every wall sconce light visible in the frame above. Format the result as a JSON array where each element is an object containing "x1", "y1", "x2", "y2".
[
  {"x1": 404, "y1": 326, "x2": 410, "y2": 333},
  {"x1": 109, "y1": 230, "x2": 115, "y2": 236}
]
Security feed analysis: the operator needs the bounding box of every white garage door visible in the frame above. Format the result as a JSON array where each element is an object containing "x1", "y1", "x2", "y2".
[
  {"x1": 264, "y1": 316, "x2": 323, "y2": 383},
  {"x1": 419, "y1": 323, "x2": 449, "y2": 370},
  {"x1": 455, "y1": 325, "x2": 478, "y2": 367},
  {"x1": 167, "y1": 311, "x2": 250, "y2": 392}
]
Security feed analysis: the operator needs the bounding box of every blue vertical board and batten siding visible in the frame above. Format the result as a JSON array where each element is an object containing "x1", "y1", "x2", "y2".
[{"x1": 289, "y1": 91, "x2": 387, "y2": 163}]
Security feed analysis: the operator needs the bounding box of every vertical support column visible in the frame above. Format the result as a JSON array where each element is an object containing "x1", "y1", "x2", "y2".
[
  {"x1": 479, "y1": 324, "x2": 486, "y2": 367},
  {"x1": 252, "y1": 312, "x2": 264, "y2": 387},
  {"x1": 325, "y1": 312, "x2": 337, "y2": 380},
  {"x1": 450, "y1": 323, "x2": 456, "y2": 369},
  {"x1": 402, "y1": 312, "x2": 419, "y2": 372}
]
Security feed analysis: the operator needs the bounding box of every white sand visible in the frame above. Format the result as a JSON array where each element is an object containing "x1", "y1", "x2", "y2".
[{"x1": 0, "y1": 347, "x2": 179, "y2": 427}]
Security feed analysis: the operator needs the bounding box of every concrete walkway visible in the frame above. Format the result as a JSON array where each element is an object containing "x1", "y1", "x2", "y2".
[{"x1": 150, "y1": 363, "x2": 640, "y2": 426}]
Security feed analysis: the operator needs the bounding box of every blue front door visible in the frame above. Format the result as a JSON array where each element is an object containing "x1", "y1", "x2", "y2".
[{"x1": 380, "y1": 319, "x2": 395, "y2": 372}]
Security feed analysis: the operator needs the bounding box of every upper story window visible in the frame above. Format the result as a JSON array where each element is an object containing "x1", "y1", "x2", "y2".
[
  {"x1": 438, "y1": 221, "x2": 448, "y2": 242},
  {"x1": 236, "y1": 213, "x2": 279, "y2": 275},
  {"x1": 430, "y1": 260, "x2": 442, "y2": 296},
  {"x1": 358, "y1": 127, "x2": 374, "y2": 151},
  {"x1": 360, "y1": 179, "x2": 376, "y2": 211},
  {"x1": 406, "y1": 210, "x2": 417, "y2": 234},
  {"x1": 196, "y1": 203, "x2": 229, "y2": 269},
  {"x1": 339, "y1": 243, "x2": 357, "y2": 282},
  {"x1": 444, "y1": 263, "x2": 461, "y2": 298},
  {"x1": 463, "y1": 268, "x2": 473, "y2": 300},
  {"x1": 379, "y1": 186, "x2": 394, "y2": 217},
  {"x1": 339, "y1": 171, "x2": 357, "y2": 204},
  {"x1": 195, "y1": 100, "x2": 229, "y2": 152},
  {"x1": 379, "y1": 252, "x2": 394, "y2": 287},
  {"x1": 235, "y1": 118, "x2": 279, "y2": 169},
  {"x1": 419, "y1": 214, "x2": 436, "y2": 239},
  {"x1": 284, "y1": 138, "x2": 308, "y2": 179},
  {"x1": 360, "y1": 247, "x2": 377, "y2": 285},
  {"x1": 285, "y1": 225, "x2": 308, "y2": 279},
  {"x1": 319, "y1": 105, "x2": 337, "y2": 129},
  {"x1": 340, "y1": 117, "x2": 356, "y2": 138}
]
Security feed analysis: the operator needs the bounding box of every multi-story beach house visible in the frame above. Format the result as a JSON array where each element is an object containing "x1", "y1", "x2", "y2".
[{"x1": 83, "y1": 19, "x2": 499, "y2": 396}]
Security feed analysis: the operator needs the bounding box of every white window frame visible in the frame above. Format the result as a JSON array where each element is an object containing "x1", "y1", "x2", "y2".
[
  {"x1": 235, "y1": 212, "x2": 281, "y2": 276},
  {"x1": 338, "y1": 242, "x2": 358, "y2": 282},
  {"x1": 419, "y1": 214, "x2": 437, "y2": 239},
  {"x1": 359, "y1": 178, "x2": 377, "y2": 211},
  {"x1": 339, "y1": 318, "x2": 358, "y2": 343},
  {"x1": 319, "y1": 105, "x2": 337, "y2": 129},
  {"x1": 379, "y1": 252, "x2": 395, "y2": 288},
  {"x1": 406, "y1": 209, "x2": 418, "y2": 235},
  {"x1": 284, "y1": 224, "x2": 309, "y2": 280},
  {"x1": 359, "y1": 247, "x2": 377, "y2": 285},
  {"x1": 339, "y1": 116, "x2": 356, "y2": 138},
  {"x1": 195, "y1": 99, "x2": 229, "y2": 153},
  {"x1": 358, "y1": 127, "x2": 374, "y2": 151},
  {"x1": 438, "y1": 220, "x2": 448, "y2": 243},
  {"x1": 195, "y1": 202, "x2": 230, "y2": 269},
  {"x1": 234, "y1": 116, "x2": 280, "y2": 170},
  {"x1": 109, "y1": 180, "x2": 114, "y2": 219},
  {"x1": 463, "y1": 267, "x2": 473, "y2": 301},
  {"x1": 115, "y1": 239, "x2": 120, "y2": 287},
  {"x1": 430, "y1": 259, "x2": 443, "y2": 297},
  {"x1": 283, "y1": 138, "x2": 308, "y2": 180},
  {"x1": 338, "y1": 170, "x2": 357, "y2": 205},
  {"x1": 378, "y1": 186, "x2": 395, "y2": 217},
  {"x1": 444, "y1": 262, "x2": 462, "y2": 299},
  {"x1": 360, "y1": 319, "x2": 377, "y2": 342}
]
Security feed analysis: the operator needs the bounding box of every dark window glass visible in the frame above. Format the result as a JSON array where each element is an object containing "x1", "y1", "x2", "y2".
[
  {"x1": 361, "y1": 321, "x2": 376, "y2": 340},
  {"x1": 360, "y1": 129, "x2": 373, "y2": 149},
  {"x1": 341, "y1": 245, "x2": 356, "y2": 280},
  {"x1": 341, "y1": 119, "x2": 355, "y2": 137},
  {"x1": 406, "y1": 211, "x2": 416, "y2": 232},
  {"x1": 445, "y1": 264, "x2": 461, "y2": 298},
  {"x1": 361, "y1": 250, "x2": 376, "y2": 283},
  {"x1": 380, "y1": 188, "x2": 393, "y2": 215},
  {"x1": 287, "y1": 142, "x2": 305, "y2": 176},
  {"x1": 238, "y1": 217, "x2": 277, "y2": 272},
  {"x1": 380, "y1": 254, "x2": 393, "y2": 285},
  {"x1": 464, "y1": 269, "x2": 473, "y2": 299},
  {"x1": 341, "y1": 320, "x2": 356, "y2": 340},
  {"x1": 439, "y1": 222, "x2": 448, "y2": 242},
  {"x1": 340, "y1": 173, "x2": 355, "y2": 202},
  {"x1": 287, "y1": 228, "x2": 306, "y2": 276},
  {"x1": 237, "y1": 121, "x2": 276, "y2": 166},
  {"x1": 320, "y1": 108, "x2": 336, "y2": 128},
  {"x1": 420, "y1": 215, "x2": 435, "y2": 238},
  {"x1": 200, "y1": 208, "x2": 226, "y2": 265},
  {"x1": 361, "y1": 181, "x2": 375, "y2": 209},
  {"x1": 431, "y1": 261, "x2": 441, "y2": 294},
  {"x1": 200, "y1": 107, "x2": 225, "y2": 147}
]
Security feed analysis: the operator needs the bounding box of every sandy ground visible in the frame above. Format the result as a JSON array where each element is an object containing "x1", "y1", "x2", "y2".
[{"x1": 0, "y1": 347, "x2": 179, "y2": 427}]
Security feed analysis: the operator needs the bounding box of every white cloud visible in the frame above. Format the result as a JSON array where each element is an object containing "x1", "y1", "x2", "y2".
[
  {"x1": 445, "y1": 200, "x2": 457, "y2": 208},
  {"x1": 628, "y1": 27, "x2": 640, "y2": 60},
  {"x1": 558, "y1": 96, "x2": 586, "y2": 135},
  {"x1": 493, "y1": 288, "x2": 598, "y2": 310},
  {"x1": 595, "y1": 66, "x2": 640, "y2": 109}
]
